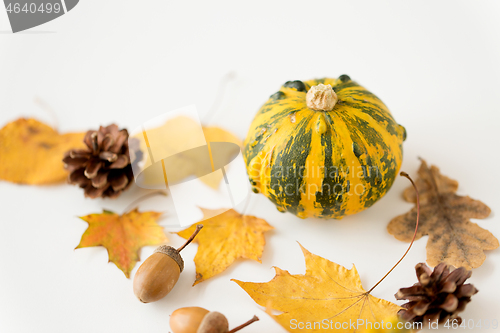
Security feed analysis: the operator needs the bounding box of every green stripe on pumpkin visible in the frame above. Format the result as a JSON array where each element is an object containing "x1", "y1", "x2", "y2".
[{"x1": 268, "y1": 117, "x2": 312, "y2": 215}]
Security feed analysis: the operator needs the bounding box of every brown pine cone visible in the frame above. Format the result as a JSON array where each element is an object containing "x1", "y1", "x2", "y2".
[
  {"x1": 396, "y1": 262, "x2": 478, "y2": 325},
  {"x1": 63, "y1": 124, "x2": 142, "y2": 198}
]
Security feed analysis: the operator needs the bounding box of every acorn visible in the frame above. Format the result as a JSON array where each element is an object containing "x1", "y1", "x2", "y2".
[
  {"x1": 170, "y1": 307, "x2": 210, "y2": 333},
  {"x1": 133, "y1": 225, "x2": 203, "y2": 303},
  {"x1": 170, "y1": 306, "x2": 259, "y2": 333}
]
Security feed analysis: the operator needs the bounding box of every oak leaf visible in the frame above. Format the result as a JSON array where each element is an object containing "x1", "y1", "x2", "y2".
[
  {"x1": 177, "y1": 208, "x2": 273, "y2": 285},
  {"x1": 387, "y1": 159, "x2": 498, "y2": 269},
  {"x1": 77, "y1": 209, "x2": 167, "y2": 278},
  {"x1": 232, "y1": 244, "x2": 401, "y2": 333},
  {"x1": 0, "y1": 118, "x2": 85, "y2": 184}
]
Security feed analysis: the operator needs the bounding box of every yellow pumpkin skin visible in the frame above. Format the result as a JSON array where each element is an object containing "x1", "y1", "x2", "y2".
[{"x1": 243, "y1": 76, "x2": 406, "y2": 219}]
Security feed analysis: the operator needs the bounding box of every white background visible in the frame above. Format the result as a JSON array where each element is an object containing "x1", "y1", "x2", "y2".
[{"x1": 1, "y1": 1, "x2": 500, "y2": 332}]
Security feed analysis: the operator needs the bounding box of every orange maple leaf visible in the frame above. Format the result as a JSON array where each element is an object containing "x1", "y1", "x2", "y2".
[
  {"x1": 177, "y1": 208, "x2": 273, "y2": 285},
  {"x1": 0, "y1": 118, "x2": 86, "y2": 184},
  {"x1": 233, "y1": 244, "x2": 401, "y2": 333},
  {"x1": 76, "y1": 209, "x2": 167, "y2": 278}
]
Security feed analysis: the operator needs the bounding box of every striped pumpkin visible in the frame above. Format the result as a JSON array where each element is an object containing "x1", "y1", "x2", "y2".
[{"x1": 243, "y1": 76, "x2": 406, "y2": 219}]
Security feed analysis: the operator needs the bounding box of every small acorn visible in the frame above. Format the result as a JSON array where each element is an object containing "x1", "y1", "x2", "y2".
[
  {"x1": 197, "y1": 312, "x2": 228, "y2": 333},
  {"x1": 133, "y1": 225, "x2": 203, "y2": 303},
  {"x1": 170, "y1": 306, "x2": 259, "y2": 333}
]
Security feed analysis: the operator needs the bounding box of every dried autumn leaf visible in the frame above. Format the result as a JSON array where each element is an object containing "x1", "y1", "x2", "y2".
[
  {"x1": 387, "y1": 159, "x2": 498, "y2": 269},
  {"x1": 0, "y1": 118, "x2": 85, "y2": 184},
  {"x1": 77, "y1": 209, "x2": 167, "y2": 278},
  {"x1": 200, "y1": 126, "x2": 242, "y2": 189},
  {"x1": 233, "y1": 244, "x2": 401, "y2": 333},
  {"x1": 134, "y1": 116, "x2": 242, "y2": 189},
  {"x1": 177, "y1": 208, "x2": 273, "y2": 285}
]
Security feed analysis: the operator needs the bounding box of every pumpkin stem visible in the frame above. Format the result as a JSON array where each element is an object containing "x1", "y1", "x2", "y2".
[{"x1": 306, "y1": 84, "x2": 338, "y2": 111}]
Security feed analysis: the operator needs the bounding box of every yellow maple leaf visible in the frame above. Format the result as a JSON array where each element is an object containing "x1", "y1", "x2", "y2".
[
  {"x1": 177, "y1": 208, "x2": 273, "y2": 285},
  {"x1": 232, "y1": 244, "x2": 401, "y2": 333},
  {"x1": 134, "y1": 116, "x2": 242, "y2": 189},
  {"x1": 76, "y1": 209, "x2": 167, "y2": 278},
  {"x1": 0, "y1": 118, "x2": 85, "y2": 184}
]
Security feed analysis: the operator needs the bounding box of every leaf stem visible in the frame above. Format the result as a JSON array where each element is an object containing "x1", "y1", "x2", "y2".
[
  {"x1": 177, "y1": 224, "x2": 203, "y2": 252},
  {"x1": 240, "y1": 192, "x2": 252, "y2": 216},
  {"x1": 228, "y1": 315, "x2": 259, "y2": 333},
  {"x1": 124, "y1": 190, "x2": 167, "y2": 214},
  {"x1": 367, "y1": 171, "x2": 420, "y2": 294},
  {"x1": 202, "y1": 71, "x2": 236, "y2": 125},
  {"x1": 34, "y1": 97, "x2": 59, "y2": 131}
]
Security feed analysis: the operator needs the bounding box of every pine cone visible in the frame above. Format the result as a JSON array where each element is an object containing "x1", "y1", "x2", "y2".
[
  {"x1": 63, "y1": 124, "x2": 142, "y2": 198},
  {"x1": 396, "y1": 262, "x2": 478, "y2": 325}
]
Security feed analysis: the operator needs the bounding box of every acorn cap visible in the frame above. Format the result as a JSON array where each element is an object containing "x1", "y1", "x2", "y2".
[
  {"x1": 197, "y1": 311, "x2": 229, "y2": 333},
  {"x1": 154, "y1": 245, "x2": 184, "y2": 272}
]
